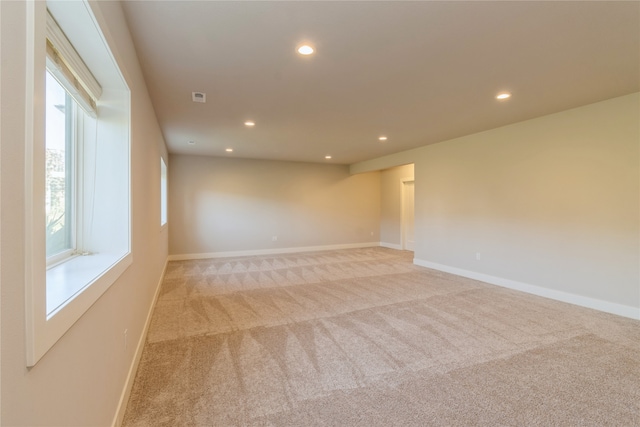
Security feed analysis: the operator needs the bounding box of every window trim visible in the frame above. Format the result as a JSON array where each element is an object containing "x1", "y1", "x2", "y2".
[{"x1": 25, "y1": 0, "x2": 132, "y2": 367}]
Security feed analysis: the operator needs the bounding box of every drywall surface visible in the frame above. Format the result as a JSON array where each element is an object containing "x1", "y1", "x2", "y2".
[
  {"x1": 415, "y1": 93, "x2": 639, "y2": 311},
  {"x1": 380, "y1": 164, "x2": 415, "y2": 247},
  {"x1": 350, "y1": 146, "x2": 422, "y2": 175},
  {"x1": 0, "y1": 1, "x2": 168, "y2": 425},
  {"x1": 169, "y1": 155, "x2": 381, "y2": 256},
  {"x1": 358, "y1": 93, "x2": 639, "y2": 315}
]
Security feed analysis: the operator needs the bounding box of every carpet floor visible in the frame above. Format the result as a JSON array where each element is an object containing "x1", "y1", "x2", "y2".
[{"x1": 122, "y1": 247, "x2": 640, "y2": 426}]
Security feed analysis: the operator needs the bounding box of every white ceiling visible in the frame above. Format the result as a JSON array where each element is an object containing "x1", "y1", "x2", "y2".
[{"x1": 121, "y1": 1, "x2": 639, "y2": 165}]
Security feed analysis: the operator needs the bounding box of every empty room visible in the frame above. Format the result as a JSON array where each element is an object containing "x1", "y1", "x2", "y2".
[{"x1": 1, "y1": 1, "x2": 639, "y2": 426}]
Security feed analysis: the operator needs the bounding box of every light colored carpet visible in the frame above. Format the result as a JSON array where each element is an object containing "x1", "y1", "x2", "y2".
[{"x1": 122, "y1": 247, "x2": 640, "y2": 426}]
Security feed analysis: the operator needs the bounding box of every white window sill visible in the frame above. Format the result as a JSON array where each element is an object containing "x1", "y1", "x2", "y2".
[{"x1": 46, "y1": 251, "x2": 130, "y2": 316}]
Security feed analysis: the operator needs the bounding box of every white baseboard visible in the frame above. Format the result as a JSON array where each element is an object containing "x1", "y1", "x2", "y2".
[
  {"x1": 167, "y1": 242, "x2": 381, "y2": 261},
  {"x1": 414, "y1": 258, "x2": 640, "y2": 321},
  {"x1": 380, "y1": 242, "x2": 403, "y2": 250},
  {"x1": 111, "y1": 258, "x2": 169, "y2": 427}
]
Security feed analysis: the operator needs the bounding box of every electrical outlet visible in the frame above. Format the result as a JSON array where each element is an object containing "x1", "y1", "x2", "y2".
[
  {"x1": 476, "y1": 252, "x2": 481, "y2": 261},
  {"x1": 272, "y1": 235, "x2": 278, "y2": 241}
]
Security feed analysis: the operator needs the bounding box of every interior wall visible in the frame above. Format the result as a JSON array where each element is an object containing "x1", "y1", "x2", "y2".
[
  {"x1": 380, "y1": 164, "x2": 414, "y2": 248},
  {"x1": 169, "y1": 155, "x2": 381, "y2": 256},
  {"x1": 0, "y1": 1, "x2": 168, "y2": 425},
  {"x1": 352, "y1": 92, "x2": 640, "y2": 317}
]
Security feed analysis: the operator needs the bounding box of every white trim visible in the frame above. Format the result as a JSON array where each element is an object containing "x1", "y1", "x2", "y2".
[
  {"x1": 168, "y1": 242, "x2": 381, "y2": 261},
  {"x1": 111, "y1": 258, "x2": 168, "y2": 427},
  {"x1": 24, "y1": 0, "x2": 47, "y2": 367},
  {"x1": 25, "y1": 0, "x2": 132, "y2": 367},
  {"x1": 413, "y1": 258, "x2": 640, "y2": 321},
  {"x1": 380, "y1": 242, "x2": 403, "y2": 250}
]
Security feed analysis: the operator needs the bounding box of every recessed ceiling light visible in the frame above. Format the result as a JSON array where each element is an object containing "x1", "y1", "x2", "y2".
[
  {"x1": 325, "y1": 155, "x2": 332, "y2": 160},
  {"x1": 496, "y1": 92, "x2": 512, "y2": 100},
  {"x1": 244, "y1": 121, "x2": 255, "y2": 127},
  {"x1": 297, "y1": 44, "x2": 314, "y2": 55},
  {"x1": 225, "y1": 148, "x2": 233, "y2": 152},
  {"x1": 379, "y1": 136, "x2": 388, "y2": 141},
  {"x1": 188, "y1": 140, "x2": 195, "y2": 145}
]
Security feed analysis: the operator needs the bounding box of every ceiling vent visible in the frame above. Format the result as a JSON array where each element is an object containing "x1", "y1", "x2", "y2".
[{"x1": 192, "y1": 92, "x2": 206, "y2": 103}]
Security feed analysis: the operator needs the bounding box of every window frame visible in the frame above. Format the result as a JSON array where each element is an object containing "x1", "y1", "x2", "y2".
[{"x1": 45, "y1": 70, "x2": 78, "y2": 266}]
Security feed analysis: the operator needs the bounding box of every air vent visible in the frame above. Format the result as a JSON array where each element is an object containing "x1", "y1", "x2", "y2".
[{"x1": 192, "y1": 92, "x2": 206, "y2": 103}]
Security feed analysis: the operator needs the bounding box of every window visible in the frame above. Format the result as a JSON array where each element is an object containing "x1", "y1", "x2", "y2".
[
  {"x1": 44, "y1": 11, "x2": 102, "y2": 268},
  {"x1": 25, "y1": 0, "x2": 131, "y2": 366},
  {"x1": 45, "y1": 71, "x2": 75, "y2": 261},
  {"x1": 161, "y1": 157, "x2": 168, "y2": 226}
]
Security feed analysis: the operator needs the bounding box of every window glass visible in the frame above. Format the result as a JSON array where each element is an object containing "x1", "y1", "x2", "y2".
[
  {"x1": 161, "y1": 157, "x2": 168, "y2": 226},
  {"x1": 45, "y1": 71, "x2": 74, "y2": 258}
]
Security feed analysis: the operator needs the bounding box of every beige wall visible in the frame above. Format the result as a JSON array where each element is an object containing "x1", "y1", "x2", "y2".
[
  {"x1": 1, "y1": 1, "x2": 168, "y2": 425},
  {"x1": 169, "y1": 155, "x2": 381, "y2": 256},
  {"x1": 380, "y1": 164, "x2": 414, "y2": 247},
  {"x1": 353, "y1": 93, "x2": 640, "y2": 316}
]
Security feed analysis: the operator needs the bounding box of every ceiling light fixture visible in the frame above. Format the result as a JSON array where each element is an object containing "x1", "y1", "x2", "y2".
[
  {"x1": 188, "y1": 140, "x2": 195, "y2": 145},
  {"x1": 225, "y1": 148, "x2": 233, "y2": 152},
  {"x1": 496, "y1": 92, "x2": 512, "y2": 100},
  {"x1": 297, "y1": 44, "x2": 314, "y2": 55},
  {"x1": 244, "y1": 121, "x2": 255, "y2": 127},
  {"x1": 325, "y1": 155, "x2": 332, "y2": 160},
  {"x1": 378, "y1": 136, "x2": 388, "y2": 141}
]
